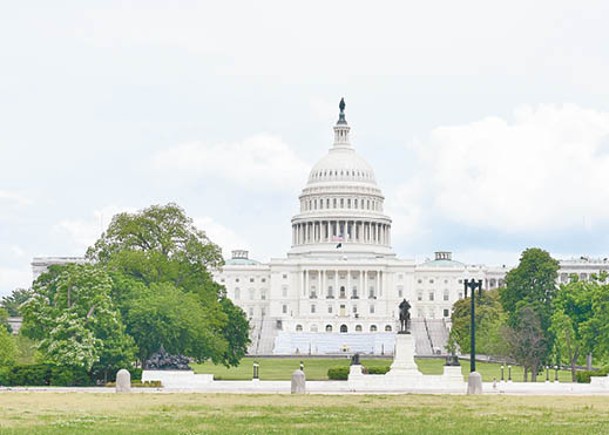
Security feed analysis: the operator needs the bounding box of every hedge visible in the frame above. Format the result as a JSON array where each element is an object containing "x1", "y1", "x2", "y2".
[
  {"x1": 0, "y1": 364, "x2": 92, "y2": 387},
  {"x1": 575, "y1": 367, "x2": 609, "y2": 383},
  {"x1": 327, "y1": 367, "x2": 349, "y2": 380}
]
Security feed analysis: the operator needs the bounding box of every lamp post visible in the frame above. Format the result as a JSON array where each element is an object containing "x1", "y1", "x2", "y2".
[
  {"x1": 508, "y1": 365, "x2": 512, "y2": 382},
  {"x1": 463, "y1": 279, "x2": 483, "y2": 373},
  {"x1": 546, "y1": 366, "x2": 550, "y2": 382},
  {"x1": 501, "y1": 365, "x2": 504, "y2": 382},
  {"x1": 554, "y1": 365, "x2": 559, "y2": 382},
  {"x1": 253, "y1": 361, "x2": 259, "y2": 380}
]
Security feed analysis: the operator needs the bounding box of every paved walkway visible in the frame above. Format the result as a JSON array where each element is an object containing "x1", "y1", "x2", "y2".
[{"x1": 2, "y1": 379, "x2": 609, "y2": 395}]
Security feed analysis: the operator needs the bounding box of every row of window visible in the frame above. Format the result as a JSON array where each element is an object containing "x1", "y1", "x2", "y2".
[
  {"x1": 302, "y1": 196, "x2": 382, "y2": 212},
  {"x1": 295, "y1": 324, "x2": 392, "y2": 333},
  {"x1": 283, "y1": 303, "x2": 377, "y2": 315},
  {"x1": 233, "y1": 288, "x2": 267, "y2": 300},
  {"x1": 309, "y1": 168, "x2": 373, "y2": 181}
]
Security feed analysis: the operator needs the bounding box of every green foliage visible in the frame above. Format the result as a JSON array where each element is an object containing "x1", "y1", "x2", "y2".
[
  {"x1": 449, "y1": 288, "x2": 508, "y2": 357},
  {"x1": 0, "y1": 326, "x2": 16, "y2": 367},
  {"x1": 365, "y1": 366, "x2": 390, "y2": 375},
  {"x1": 13, "y1": 335, "x2": 42, "y2": 365},
  {"x1": 86, "y1": 203, "x2": 249, "y2": 366},
  {"x1": 327, "y1": 366, "x2": 349, "y2": 380},
  {"x1": 500, "y1": 248, "x2": 559, "y2": 379},
  {"x1": 0, "y1": 363, "x2": 91, "y2": 386},
  {"x1": 0, "y1": 307, "x2": 11, "y2": 333},
  {"x1": 504, "y1": 306, "x2": 547, "y2": 381},
  {"x1": 21, "y1": 264, "x2": 136, "y2": 373},
  {"x1": 219, "y1": 298, "x2": 251, "y2": 367},
  {"x1": 1, "y1": 288, "x2": 32, "y2": 317},
  {"x1": 575, "y1": 367, "x2": 609, "y2": 383}
]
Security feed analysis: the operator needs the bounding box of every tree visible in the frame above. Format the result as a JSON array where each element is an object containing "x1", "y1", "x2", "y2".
[
  {"x1": 0, "y1": 326, "x2": 16, "y2": 367},
  {"x1": 0, "y1": 307, "x2": 11, "y2": 333},
  {"x1": 500, "y1": 248, "x2": 559, "y2": 374},
  {"x1": 21, "y1": 264, "x2": 135, "y2": 374},
  {"x1": 219, "y1": 298, "x2": 251, "y2": 367},
  {"x1": 449, "y1": 288, "x2": 508, "y2": 357},
  {"x1": 550, "y1": 276, "x2": 596, "y2": 381},
  {"x1": 1, "y1": 288, "x2": 32, "y2": 317},
  {"x1": 504, "y1": 305, "x2": 547, "y2": 381},
  {"x1": 124, "y1": 282, "x2": 228, "y2": 364},
  {"x1": 86, "y1": 203, "x2": 250, "y2": 367}
]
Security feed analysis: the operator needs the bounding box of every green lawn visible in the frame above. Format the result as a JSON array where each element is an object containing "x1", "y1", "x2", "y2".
[
  {"x1": 1, "y1": 393, "x2": 608, "y2": 434},
  {"x1": 192, "y1": 357, "x2": 576, "y2": 382}
]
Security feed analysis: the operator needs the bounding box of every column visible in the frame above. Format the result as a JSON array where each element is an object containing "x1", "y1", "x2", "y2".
[
  {"x1": 347, "y1": 270, "x2": 351, "y2": 297},
  {"x1": 335, "y1": 270, "x2": 339, "y2": 297},
  {"x1": 321, "y1": 269, "x2": 325, "y2": 297},
  {"x1": 377, "y1": 270, "x2": 381, "y2": 298}
]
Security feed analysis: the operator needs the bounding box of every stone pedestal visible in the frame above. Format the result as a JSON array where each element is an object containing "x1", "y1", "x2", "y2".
[
  {"x1": 116, "y1": 369, "x2": 131, "y2": 393},
  {"x1": 291, "y1": 369, "x2": 305, "y2": 394},
  {"x1": 388, "y1": 334, "x2": 421, "y2": 375},
  {"x1": 467, "y1": 371, "x2": 483, "y2": 395}
]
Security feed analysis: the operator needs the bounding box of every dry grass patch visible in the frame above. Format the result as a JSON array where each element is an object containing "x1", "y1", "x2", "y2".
[{"x1": 1, "y1": 393, "x2": 609, "y2": 434}]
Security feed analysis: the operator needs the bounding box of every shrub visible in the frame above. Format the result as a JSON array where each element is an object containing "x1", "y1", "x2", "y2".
[
  {"x1": 49, "y1": 366, "x2": 91, "y2": 386},
  {"x1": 327, "y1": 367, "x2": 349, "y2": 380},
  {"x1": 0, "y1": 364, "x2": 92, "y2": 386},
  {"x1": 575, "y1": 367, "x2": 609, "y2": 383},
  {"x1": 366, "y1": 366, "x2": 391, "y2": 375}
]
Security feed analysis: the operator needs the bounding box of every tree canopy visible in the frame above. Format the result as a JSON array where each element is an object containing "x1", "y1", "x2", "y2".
[
  {"x1": 86, "y1": 203, "x2": 249, "y2": 366},
  {"x1": 21, "y1": 264, "x2": 135, "y2": 374}
]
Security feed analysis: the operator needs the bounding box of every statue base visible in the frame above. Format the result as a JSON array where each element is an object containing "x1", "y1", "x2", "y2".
[{"x1": 386, "y1": 333, "x2": 422, "y2": 378}]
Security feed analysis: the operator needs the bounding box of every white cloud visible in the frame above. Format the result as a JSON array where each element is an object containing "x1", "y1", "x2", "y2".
[
  {"x1": 408, "y1": 104, "x2": 609, "y2": 233},
  {"x1": 153, "y1": 134, "x2": 309, "y2": 192},
  {"x1": 54, "y1": 205, "x2": 136, "y2": 251},
  {"x1": 193, "y1": 217, "x2": 251, "y2": 259}
]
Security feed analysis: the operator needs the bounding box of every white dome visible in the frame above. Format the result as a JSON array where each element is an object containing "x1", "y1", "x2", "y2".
[{"x1": 307, "y1": 147, "x2": 377, "y2": 185}]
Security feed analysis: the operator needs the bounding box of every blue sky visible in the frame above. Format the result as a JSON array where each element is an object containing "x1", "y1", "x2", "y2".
[{"x1": 3, "y1": 1, "x2": 609, "y2": 296}]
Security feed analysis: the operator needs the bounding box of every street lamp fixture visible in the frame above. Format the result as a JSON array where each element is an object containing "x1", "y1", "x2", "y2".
[{"x1": 463, "y1": 278, "x2": 483, "y2": 373}]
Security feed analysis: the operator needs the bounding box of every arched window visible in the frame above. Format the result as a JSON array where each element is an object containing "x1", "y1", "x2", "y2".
[
  {"x1": 234, "y1": 287, "x2": 240, "y2": 300},
  {"x1": 296, "y1": 324, "x2": 303, "y2": 332},
  {"x1": 370, "y1": 325, "x2": 378, "y2": 332},
  {"x1": 385, "y1": 325, "x2": 392, "y2": 332},
  {"x1": 355, "y1": 324, "x2": 362, "y2": 332},
  {"x1": 325, "y1": 324, "x2": 333, "y2": 332},
  {"x1": 340, "y1": 324, "x2": 348, "y2": 333},
  {"x1": 339, "y1": 286, "x2": 346, "y2": 299},
  {"x1": 310, "y1": 324, "x2": 318, "y2": 332}
]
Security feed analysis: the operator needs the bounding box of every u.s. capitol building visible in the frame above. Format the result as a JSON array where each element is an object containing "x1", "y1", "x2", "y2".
[
  {"x1": 215, "y1": 100, "x2": 509, "y2": 355},
  {"x1": 32, "y1": 100, "x2": 609, "y2": 354}
]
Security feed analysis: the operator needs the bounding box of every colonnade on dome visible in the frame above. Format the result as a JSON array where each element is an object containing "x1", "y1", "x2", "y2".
[{"x1": 291, "y1": 220, "x2": 391, "y2": 246}]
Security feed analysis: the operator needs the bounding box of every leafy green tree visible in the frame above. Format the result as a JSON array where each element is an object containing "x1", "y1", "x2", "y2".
[
  {"x1": 577, "y1": 278, "x2": 609, "y2": 366},
  {"x1": 500, "y1": 247, "x2": 559, "y2": 376},
  {"x1": 504, "y1": 305, "x2": 547, "y2": 381},
  {"x1": 219, "y1": 298, "x2": 251, "y2": 366},
  {"x1": 0, "y1": 307, "x2": 11, "y2": 333},
  {"x1": 0, "y1": 326, "x2": 16, "y2": 367},
  {"x1": 21, "y1": 264, "x2": 135, "y2": 373},
  {"x1": 86, "y1": 203, "x2": 249, "y2": 367},
  {"x1": 124, "y1": 282, "x2": 228, "y2": 364},
  {"x1": 449, "y1": 288, "x2": 508, "y2": 357},
  {"x1": 549, "y1": 276, "x2": 598, "y2": 381},
  {"x1": 1, "y1": 288, "x2": 32, "y2": 317}
]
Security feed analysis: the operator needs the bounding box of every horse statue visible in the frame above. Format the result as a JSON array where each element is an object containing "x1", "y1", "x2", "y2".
[{"x1": 399, "y1": 299, "x2": 411, "y2": 333}]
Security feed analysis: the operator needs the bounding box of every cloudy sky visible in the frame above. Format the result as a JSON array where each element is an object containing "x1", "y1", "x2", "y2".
[{"x1": 3, "y1": 1, "x2": 609, "y2": 296}]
